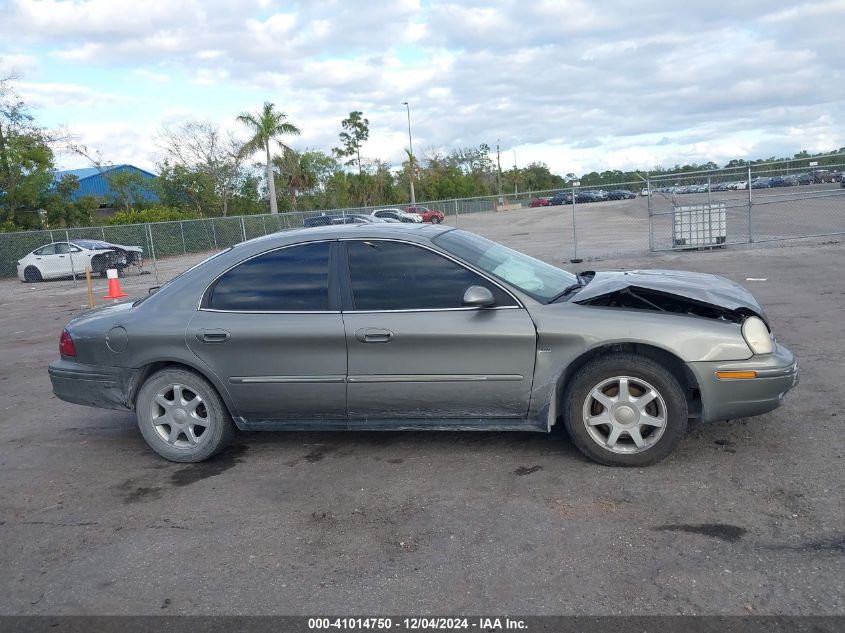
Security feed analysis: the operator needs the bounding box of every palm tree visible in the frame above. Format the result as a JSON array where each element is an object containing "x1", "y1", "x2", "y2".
[
  {"x1": 274, "y1": 148, "x2": 318, "y2": 211},
  {"x1": 237, "y1": 102, "x2": 300, "y2": 214}
]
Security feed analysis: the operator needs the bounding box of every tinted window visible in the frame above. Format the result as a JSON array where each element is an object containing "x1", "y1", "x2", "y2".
[
  {"x1": 209, "y1": 242, "x2": 331, "y2": 311},
  {"x1": 347, "y1": 240, "x2": 515, "y2": 310}
]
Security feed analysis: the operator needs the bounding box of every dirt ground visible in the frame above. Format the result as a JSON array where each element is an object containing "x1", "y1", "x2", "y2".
[{"x1": 0, "y1": 234, "x2": 843, "y2": 616}]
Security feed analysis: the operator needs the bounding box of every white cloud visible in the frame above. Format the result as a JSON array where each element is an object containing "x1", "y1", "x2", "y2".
[{"x1": 2, "y1": 0, "x2": 843, "y2": 175}]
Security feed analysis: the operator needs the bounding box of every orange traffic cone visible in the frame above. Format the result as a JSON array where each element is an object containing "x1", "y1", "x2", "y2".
[{"x1": 102, "y1": 268, "x2": 128, "y2": 300}]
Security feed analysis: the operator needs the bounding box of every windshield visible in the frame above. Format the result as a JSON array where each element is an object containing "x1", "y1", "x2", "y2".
[
  {"x1": 434, "y1": 229, "x2": 577, "y2": 302},
  {"x1": 73, "y1": 239, "x2": 110, "y2": 249}
]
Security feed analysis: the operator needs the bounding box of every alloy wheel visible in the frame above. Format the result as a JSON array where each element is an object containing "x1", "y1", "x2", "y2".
[{"x1": 582, "y1": 375, "x2": 668, "y2": 454}]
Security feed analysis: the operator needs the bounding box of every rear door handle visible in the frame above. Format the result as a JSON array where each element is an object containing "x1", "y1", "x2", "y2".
[
  {"x1": 355, "y1": 327, "x2": 394, "y2": 343},
  {"x1": 197, "y1": 329, "x2": 230, "y2": 343}
]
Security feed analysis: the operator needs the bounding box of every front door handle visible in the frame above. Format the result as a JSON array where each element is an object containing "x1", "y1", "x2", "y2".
[
  {"x1": 355, "y1": 327, "x2": 394, "y2": 343},
  {"x1": 197, "y1": 329, "x2": 230, "y2": 343}
]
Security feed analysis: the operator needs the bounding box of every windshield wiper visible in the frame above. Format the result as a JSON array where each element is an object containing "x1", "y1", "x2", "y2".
[{"x1": 548, "y1": 274, "x2": 587, "y2": 303}]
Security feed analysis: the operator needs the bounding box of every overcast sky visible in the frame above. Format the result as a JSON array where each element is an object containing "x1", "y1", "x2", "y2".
[{"x1": 1, "y1": 0, "x2": 843, "y2": 175}]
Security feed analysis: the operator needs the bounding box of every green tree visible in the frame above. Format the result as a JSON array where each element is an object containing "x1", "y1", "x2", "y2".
[
  {"x1": 333, "y1": 110, "x2": 369, "y2": 178},
  {"x1": 273, "y1": 148, "x2": 321, "y2": 210},
  {"x1": 0, "y1": 78, "x2": 55, "y2": 227},
  {"x1": 236, "y1": 102, "x2": 300, "y2": 214},
  {"x1": 155, "y1": 160, "x2": 218, "y2": 215},
  {"x1": 106, "y1": 169, "x2": 149, "y2": 211}
]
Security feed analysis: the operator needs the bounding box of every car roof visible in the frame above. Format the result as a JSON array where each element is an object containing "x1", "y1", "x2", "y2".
[{"x1": 242, "y1": 222, "x2": 454, "y2": 247}]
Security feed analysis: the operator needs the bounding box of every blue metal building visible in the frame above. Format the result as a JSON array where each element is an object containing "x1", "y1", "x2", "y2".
[{"x1": 52, "y1": 164, "x2": 160, "y2": 204}]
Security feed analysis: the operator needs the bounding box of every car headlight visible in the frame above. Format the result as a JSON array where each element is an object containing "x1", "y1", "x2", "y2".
[{"x1": 742, "y1": 316, "x2": 774, "y2": 355}]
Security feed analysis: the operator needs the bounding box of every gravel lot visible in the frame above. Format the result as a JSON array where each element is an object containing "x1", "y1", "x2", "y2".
[{"x1": 0, "y1": 229, "x2": 843, "y2": 615}]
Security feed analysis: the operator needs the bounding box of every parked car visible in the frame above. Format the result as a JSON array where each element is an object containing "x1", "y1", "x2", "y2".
[
  {"x1": 575, "y1": 190, "x2": 604, "y2": 203},
  {"x1": 303, "y1": 213, "x2": 385, "y2": 227},
  {"x1": 548, "y1": 192, "x2": 572, "y2": 205},
  {"x1": 751, "y1": 177, "x2": 773, "y2": 189},
  {"x1": 607, "y1": 190, "x2": 636, "y2": 200},
  {"x1": 371, "y1": 208, "x2": 422, "y2": 223},
  {"x1": 529, "y1": 197, "x2": 551, "y2": 207},
  {"x1": 812, "y1": 169, "x2": 839, "y2": 184},
  {"x1": 731, "y1": 180, "x2": 748, "y2": 190},
  {"x1": 50, "y1": 225, "x2": 797, "y2": 467},
  {"x1": 640, "y1": 188, "x2": 651, "y2": 196},
  {"x1": 768, "y1": 176, "x2": 789, "y2": 188},
  {"x1": 17, "y1": 240, "x2": 143, "y2": 282},
  {"x1": 405, "y1": 205, "x2": 445, "y2": 223},
  {"x1": 795, "y1": 173, "x2": 813, "y2": 185}
]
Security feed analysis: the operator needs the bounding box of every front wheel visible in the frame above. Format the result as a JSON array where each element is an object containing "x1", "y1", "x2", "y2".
[
  {"x1": 136, "y1": 368, "x2": 236, "y2": 462},
  {"x1": 430, "y1": 217, "x2": 441, "y2": 224},
  {"x1": 91, "y1": 254, "x2": 108, "y2": 275},
  {"x1": 23, "y1": 266, "x2": 43, "y2": 282},
  {"x1": 562, "y1": 353, "x2": 688, "y2": 466}
]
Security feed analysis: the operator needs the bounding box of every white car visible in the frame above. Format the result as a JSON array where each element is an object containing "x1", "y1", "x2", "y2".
[
  {"x1": 371, "y1": 208, "x2": 423, "y2": 223},
  {"x1": 17, "y1": 241, "x2": 133, "y2": 282}
]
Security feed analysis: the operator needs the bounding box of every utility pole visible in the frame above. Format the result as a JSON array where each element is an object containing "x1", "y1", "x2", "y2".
[
  {"x1": 496, "y1": 139, "x2": 503, "y2": 204},
  {"x1": 402, "y1": 101, "x2": 416, "y2": 204}
]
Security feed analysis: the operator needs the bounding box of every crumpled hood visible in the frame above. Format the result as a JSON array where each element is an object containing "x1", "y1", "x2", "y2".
[{"x1": 573, "y1": 269, "x2": 767, "y2": 323}]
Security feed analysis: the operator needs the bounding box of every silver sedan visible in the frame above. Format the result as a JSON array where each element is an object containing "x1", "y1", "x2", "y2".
[{"x1": 49, "y1": 224, "x2": 798, "y2": 466}]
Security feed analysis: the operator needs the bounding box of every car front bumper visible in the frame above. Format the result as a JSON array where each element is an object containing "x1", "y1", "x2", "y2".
[
  {"x1": 689, "y1": 343, "x2": 798, "y2": 422},
  {"x1": 49, "y1": 359, "x2": 138, "y2": 411}
]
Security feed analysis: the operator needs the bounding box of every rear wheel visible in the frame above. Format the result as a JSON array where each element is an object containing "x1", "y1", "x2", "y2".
[
  {"x1": 23, "y1": 266, "x2": 42, "y2": 282},
  {"x1": 136, "y1": 368, "x2": 235, "y2": 462},
  {"x1": 430, "y1": 216, "x2": 441, "y2": 224},
  {"x1": 562, "y1": 353, "x2": 688, "y2": 466}
]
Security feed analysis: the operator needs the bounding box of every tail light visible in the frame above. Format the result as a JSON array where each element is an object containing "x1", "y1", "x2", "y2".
[{"x1": 59, "y1": 329, "x2": 77, "y2": 357}]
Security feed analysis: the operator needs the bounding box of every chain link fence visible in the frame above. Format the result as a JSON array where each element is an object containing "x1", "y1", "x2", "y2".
[
  {"x1": 1, "y1": 155, "x2": 843, "y2": 300},
  {"x1": 646, "y1": 158, "x2": 845, "y2": 253}
]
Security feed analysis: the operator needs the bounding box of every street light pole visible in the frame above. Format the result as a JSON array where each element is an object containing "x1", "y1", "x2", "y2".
[{"x1": 402, "y1": 101, "x2": 416, "y2": 204}]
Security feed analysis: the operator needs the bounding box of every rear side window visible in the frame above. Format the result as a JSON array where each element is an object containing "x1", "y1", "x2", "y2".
[
  {"x1": 209, "y1": 242, "x2": 331, "y2": 311},
  {"x1": 34, "y1": 245, "x2": 57, "y2": 256},
  {"x1": 346, "y1": 240, "x2": 516, "y2": 311}
]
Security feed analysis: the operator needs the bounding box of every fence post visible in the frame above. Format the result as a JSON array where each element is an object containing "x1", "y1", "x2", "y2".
[
  {"x1": 454, "y1": 199, "x2": 459, "y2": 226},
  {"x1": 647, "y1": 177, "x2": 654, "y2": 252},
  {"x1": 49, "y1": 231, "x2": 54, "y2": 243},
  {"x1": 747, "y1": 166, "x2": 753, "y2": 243},
  {"x1": 262, "y1": 215, "x2": 267, "y2": 235},
  {"x1": 180, "y1": 222, "x2": 186, "y2": 254},
  {"x1": 147, "y1": 223, "x2": 160, "y2": 283},
  {"x1": 101, "y1": 226, "x2": 106, "y2": 240},
  {"x1": 65, "y1": 229, "x2": 77, "y2": 286},
  {"x1": 211, "y1": 219, "x2": 217, "y2": 250},
  {"x1": 570, "y1": 184, "x2": 579, "y2": 262},
  {"x1": 241, "y1": 216, "x2": 247, "y2": 242}
]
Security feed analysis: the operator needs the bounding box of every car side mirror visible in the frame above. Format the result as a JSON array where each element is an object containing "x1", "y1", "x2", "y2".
[{"x1": 462, "y1": 285, "x2": 495, "y2": 308}]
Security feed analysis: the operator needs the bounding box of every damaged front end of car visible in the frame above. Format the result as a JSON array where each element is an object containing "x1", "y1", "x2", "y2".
[{"x1": 571, "y1": 269, "x2": 769, "y2": 325}]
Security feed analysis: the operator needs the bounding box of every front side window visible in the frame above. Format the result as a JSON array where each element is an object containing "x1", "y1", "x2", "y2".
[
  {"x1": 34, "y1": 245, "x2": 57, "y2": 256},
  {"x1": 346, "y1": 240, "x2": 515, "y2": 311},
  {"x1": 55, "y1": 243, "x2": 71, "y2": 254},
  {"x1": 208, "y1": 242, "x2": 330, "y2": 311}
]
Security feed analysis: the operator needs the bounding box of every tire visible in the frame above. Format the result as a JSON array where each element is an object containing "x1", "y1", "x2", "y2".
[
  {"x1": 562, "y1": 353, "x2": 688, "y2": 466},
  {"x1": 91, "y1": 254, "x2": 107, "y2": 274},
  {"x1": 23, "y1": 266, "x2": 42, "y2": 282},
  {"x1": 430, "y1": 217, "x2": 441, "y2": 224},
  {"x1": 136, "y1": 368, "x2": 236, "y2": 462}
]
